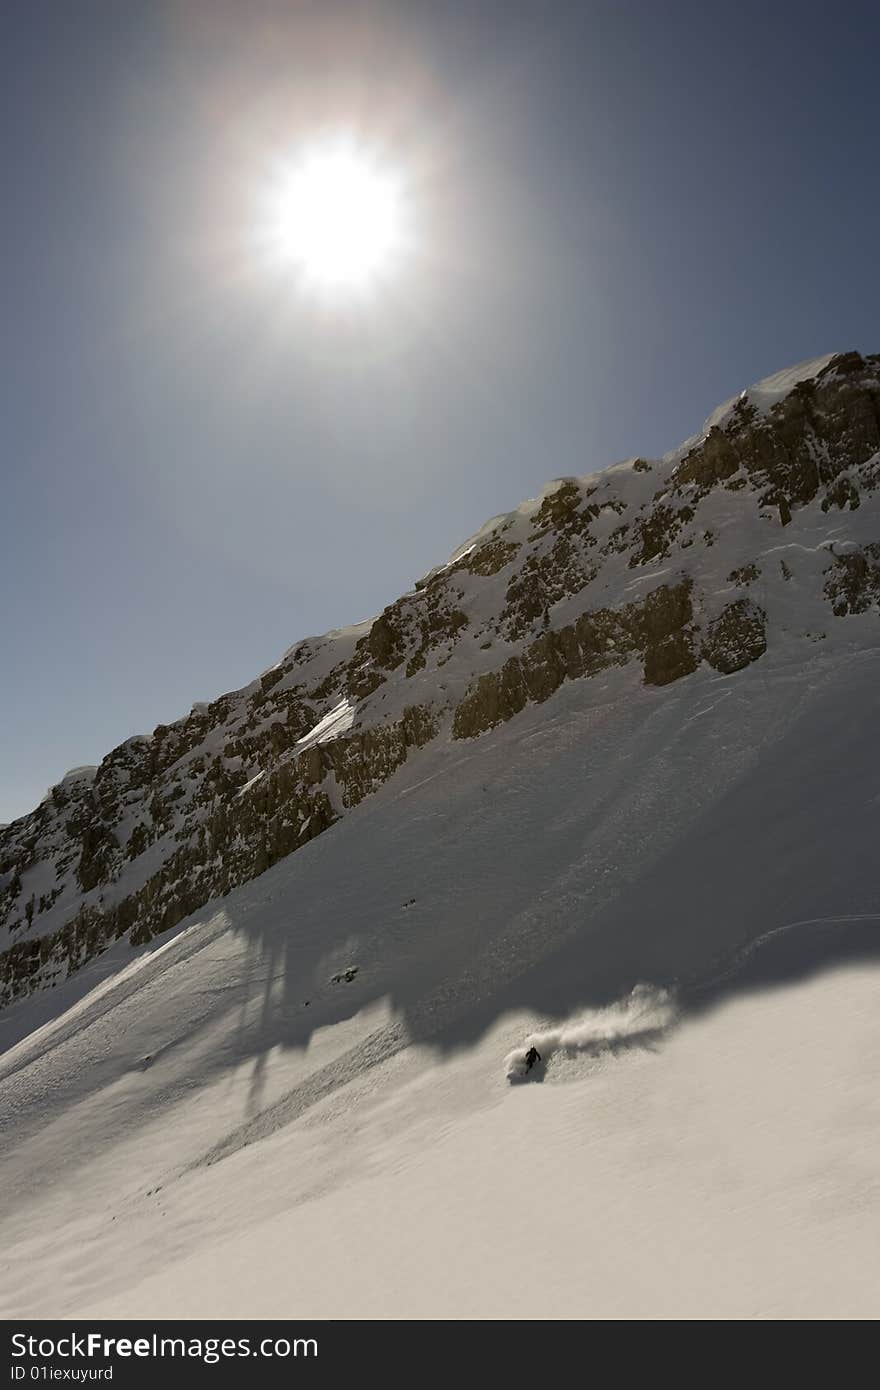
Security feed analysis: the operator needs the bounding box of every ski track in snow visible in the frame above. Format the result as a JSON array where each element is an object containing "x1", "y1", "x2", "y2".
[{"x1": 693, "y1": 913, "x2": 880, "y2": 994}]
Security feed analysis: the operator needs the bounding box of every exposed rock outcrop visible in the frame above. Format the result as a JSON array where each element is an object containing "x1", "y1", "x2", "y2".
[
  {"x1": 701, "y1": 600, "x2": 768, "y2": 675},
  {"x1": 453, "y1": 579, "x2": 699, "y2": 738},
  {"x1": 824, "y1": 542, "x2": 880, "y2": 617}
]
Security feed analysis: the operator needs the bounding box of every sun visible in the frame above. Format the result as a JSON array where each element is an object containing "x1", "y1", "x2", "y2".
[{"x1": 261, "y1": 136, "x2": 406, "y2": 292}]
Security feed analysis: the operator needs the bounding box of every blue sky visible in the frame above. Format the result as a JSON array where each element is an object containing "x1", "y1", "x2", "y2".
[{"x1": 2, "y1": 0, "x2": 879, "y2": 823}]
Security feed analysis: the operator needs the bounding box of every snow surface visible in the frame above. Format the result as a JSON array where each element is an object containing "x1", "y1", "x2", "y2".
[
  {"x1": 58, "y1": 765, "x2": 97, "y2": 785},
  {"x1": 699, "y1": 354, "x2": 834, "y2": 434},
  {"x1": 77, "y1": 962, "x2": 880, "y2": 1321},
  {"x1": 1, "y1": 640, "x2": 879, "y2": 1319},
  {"x1": 746, "y1": 353, "x2": 837, "y2": 412},
  {"x1": 295, "y1": 697, "x2": 356, "y2": 751}
]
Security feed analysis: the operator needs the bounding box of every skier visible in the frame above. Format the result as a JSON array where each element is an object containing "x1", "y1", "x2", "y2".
[{"x1": 524, "y1": 1045, "x2": 541, "y2": 1072}]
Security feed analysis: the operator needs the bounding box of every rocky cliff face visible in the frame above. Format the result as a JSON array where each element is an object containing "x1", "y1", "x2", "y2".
[{"x1": 2, "y1": 350, "x2": 879, "y2": 1006}]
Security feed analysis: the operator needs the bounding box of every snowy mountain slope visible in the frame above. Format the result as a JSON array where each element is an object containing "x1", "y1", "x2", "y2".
[
  {"x1": 1, "y1": 633, "x2": 878, "y2": 1318},
  {"x1": 2, "y1": 351, "x2": 880, "y2": 1318},
  {"x1": 1, "y1": 350, "x2": 878, "y2": 1009},
  {"x1": 71, "y1": 961, "x2": 880, "y2": 1321}
]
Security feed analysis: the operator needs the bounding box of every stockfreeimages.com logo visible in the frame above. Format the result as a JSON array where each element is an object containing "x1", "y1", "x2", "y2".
[{"x1": 11, "y1": 1332, "x2": 317, "y2": 1369}]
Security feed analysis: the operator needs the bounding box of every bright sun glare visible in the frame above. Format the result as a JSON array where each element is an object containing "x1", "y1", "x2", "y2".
[{"x1": 264, "y1": 137, "x2": 406, "y2": 292}]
